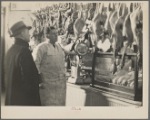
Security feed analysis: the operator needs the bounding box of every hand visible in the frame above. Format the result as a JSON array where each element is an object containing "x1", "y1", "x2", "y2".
[
  {"x1": 39, "y1": 73, "x2": 43, "y2": 83},
  {"x1": 39, "y1": 83, "x2": 45, "y2": 89}
]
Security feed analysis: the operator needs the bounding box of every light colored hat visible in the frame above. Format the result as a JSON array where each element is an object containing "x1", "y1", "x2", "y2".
[{"x1": 9, "y1": 21, "x2": 32, "y2": 37}]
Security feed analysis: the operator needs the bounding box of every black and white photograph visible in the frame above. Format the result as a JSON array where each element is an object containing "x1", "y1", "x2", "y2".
[{"x1": 1, "y1": 1, "x2": 149, "y2": 119}]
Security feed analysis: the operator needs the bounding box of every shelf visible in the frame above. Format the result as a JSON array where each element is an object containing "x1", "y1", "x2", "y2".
[{"x1": 97, "y1": 51, "x2": 137, "y2": 56}]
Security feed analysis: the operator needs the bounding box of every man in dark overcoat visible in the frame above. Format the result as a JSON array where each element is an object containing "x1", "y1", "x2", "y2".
[{"x1": 5, "y1": 21, "x2": 41, "y2": 106}]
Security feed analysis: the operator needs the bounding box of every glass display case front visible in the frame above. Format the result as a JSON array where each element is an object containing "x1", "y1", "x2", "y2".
[{"x1": 91, "y1": 50, "x2": 142, "y2": 101}]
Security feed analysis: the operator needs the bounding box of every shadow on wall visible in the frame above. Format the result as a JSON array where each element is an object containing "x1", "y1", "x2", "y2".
[{"x1": 80, "y1": 86, "x2": 109, "y2": 106}]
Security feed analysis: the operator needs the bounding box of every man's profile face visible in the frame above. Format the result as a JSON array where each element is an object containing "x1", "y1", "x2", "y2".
[{"x1": 21, "y1": 28, "x2": 30, "y2": 42}]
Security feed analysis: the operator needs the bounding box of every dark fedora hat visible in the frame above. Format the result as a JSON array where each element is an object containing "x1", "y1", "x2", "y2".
[{"x1": 9, "y1": 21, "x2": 32, "y2": 37}]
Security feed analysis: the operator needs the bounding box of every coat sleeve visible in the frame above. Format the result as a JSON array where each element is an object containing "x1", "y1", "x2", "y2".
[{"x1": 32, "y1": 44, "x2": 46, "y2": 74}]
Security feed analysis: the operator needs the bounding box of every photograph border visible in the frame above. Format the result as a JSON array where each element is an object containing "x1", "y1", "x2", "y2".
[{"x1": 1, "y1": 0, "x2": 149, "y2": 119}]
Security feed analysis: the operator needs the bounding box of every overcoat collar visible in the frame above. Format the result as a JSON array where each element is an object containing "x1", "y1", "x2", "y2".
[{"x1": 14, "y1": 38, "x2": 29, "y2": 47}]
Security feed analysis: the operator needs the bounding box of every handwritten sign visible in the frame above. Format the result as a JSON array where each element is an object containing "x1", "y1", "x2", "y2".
[{"x1": 71, "y1": 107, "x2": 81, "y2": 110}]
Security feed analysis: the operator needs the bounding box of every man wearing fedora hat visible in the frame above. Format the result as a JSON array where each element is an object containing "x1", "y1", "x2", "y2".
[{"x1": 5, "y1": 21, "x2": 41, "y2": 106}]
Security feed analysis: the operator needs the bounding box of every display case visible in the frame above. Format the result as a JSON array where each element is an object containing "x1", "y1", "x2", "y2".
[{"x1": 90, "y1": 50, "x2": 142, "y2": 101}]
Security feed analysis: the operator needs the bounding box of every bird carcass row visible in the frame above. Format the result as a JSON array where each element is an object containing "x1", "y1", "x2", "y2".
[
  {"x1": 96, "y1": 3, "x2": 115, "y2": 52},
  {"x1": 109, "y1": 3, "x2": 129, "y2": 74},
  {"x1": 90, "y1": 3, "x2": 107, "y2": 45},
  {"x1": 130, "y1": 3, "x2": 143, "y2": 69},
  {"x1": 111, "y1": 3, "x2": 143, "y2": 88}
]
